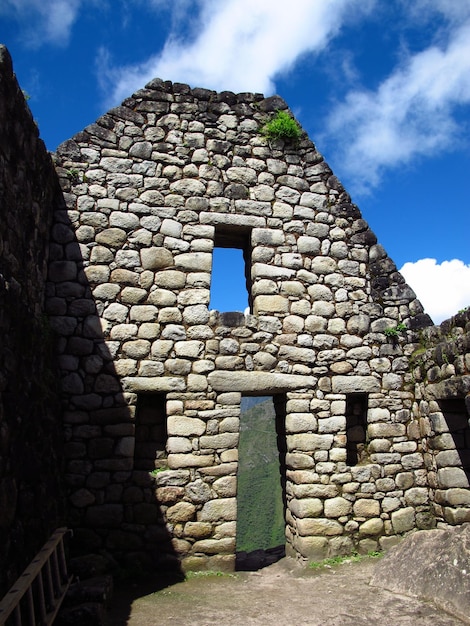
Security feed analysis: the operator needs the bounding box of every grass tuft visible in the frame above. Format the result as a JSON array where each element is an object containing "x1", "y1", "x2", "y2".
[
  {"x1": 260, "y1": 110, "x2": 301, "y2": 143},
  {"x1": 185, "y1": 570, "x2": 238, "y2": 579},
  {"x1": 309, "y1": 550, "x2": 382, "y2": 570}
]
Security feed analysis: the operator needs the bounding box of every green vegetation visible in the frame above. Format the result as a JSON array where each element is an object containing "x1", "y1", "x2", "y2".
[
  {"x1": 186, "y1": 570, "x2": 238, "y2": 579},
  {"x1": 236, "y1": 397, "x2": 285, "y2": 552},
  {"x1": 149, "y1": 466, "x2": 168, "y2": 477},
  {"x1": 384, "y1": 322, "x2": 407, "y2": 337},
  {"x1": 309, "y1": 550, "x2": 382, "y2": 570},
  {"x1": 260, "y1": 110, "x2": 301, "y2": 143}
]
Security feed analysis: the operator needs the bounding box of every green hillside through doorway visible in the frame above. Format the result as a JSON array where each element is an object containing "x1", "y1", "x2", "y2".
[{"x1": 236, "y1": 396, "x2": 286, "y2": 553}]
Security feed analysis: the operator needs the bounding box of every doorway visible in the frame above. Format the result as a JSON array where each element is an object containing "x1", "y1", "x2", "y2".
[
  {"x1": 235, "y1": 395, "x2": 286, "y2": 570},
  {"x1": 437, "y1": 397, "x2": 470, "y2": 482}
]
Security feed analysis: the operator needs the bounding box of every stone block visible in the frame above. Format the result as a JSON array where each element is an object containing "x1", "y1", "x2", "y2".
[
  {"x1": 167, "y1": 454, "x2": 214, "y2": 469},
  {"x1": 192, "y1": 538, "x2": 236, "y2": 555},
  {"x1": 367, "y1": 423, "x2": 406, "y2": 438},
  {"x1": 324, "y1": 497, "x2": 352, "y2": 518},
  {"x1": 332, "y1": 376, "x2": 380, "y2": 393},
  {"x1": 358, "y1": 518, "x2": 384, "y2": 536},
  {"x1": 167, "y1": 437, "x2": 192, "y2": 453},
  {"x1": 200, "y1": 498, "x2": 237, "y2": 522},
  {"x1": 318, "y1": 416, "x2": 346, "y2": 433},
  {"x1": 391, "y1": 507, "x2": 415, "y2": 533},
  {"x1": 166, "y1": 502, "x2": 196, "y2": 523},
  {"x1": 435, "y1": 449, "x2": 462, "y2": 468},
  {"x1": 286, "y1": 413, "x2": 317, "y2": 434},
  {"x1": 213, "y1": 476, "x2": 237, "y2": 497},
  {"x1": 404, "y1": 487, "x2": 429, "y2": 506},
  {"x1": 287, "y1": 433, "x2": 334, "y2": 452},
  {"x1": 443, "y1": 507, "x2": 470, "y2": 524},
  {"x1": 184, "y1": 522, "x2": 213, "y2": 539},
  {"x1": 395, "y1": 472, "x2": 414, "y2": 490},
  {"x1": 285, "y1": 453, "x2": 315, "y2": 469},
  {"x1": 444, "y1": 488, "x2": 470, "y2": 506},
  {"x1": 122, "y1": 339, "x2": 151, "y2": 359},
  {"x1": 199, "y1": 433, "x2": 239, "y2": 449},
  {"x1": 167, "y1": 416, "x2": 206, "y2": 436},
  {"x1": 289, "y1": 498, "x2": 323, "y2": 518},
  {"x1": 297, "y1": 518, "x2": 343, "y2": 536},
  {"x1": 437, "y1": 467, "x2": 469, "y2": 489},
  {"x1": 293, "y1": 536, "x2": 328, "y2": 560},
  {"x1": 353, "y1": 499, "x2": 380, "y2": 518}
]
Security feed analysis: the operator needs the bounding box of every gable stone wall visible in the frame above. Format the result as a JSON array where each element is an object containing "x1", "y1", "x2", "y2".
[
  {"x1": 48, "y1": 78, "x2": 445, "y2": 570},
  {"x1": 1, "y1": 43, "x2": 468, "y2": 577}
]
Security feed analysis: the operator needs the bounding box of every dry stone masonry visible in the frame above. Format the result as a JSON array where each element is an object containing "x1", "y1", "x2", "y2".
[
  {"x1": 0, "y1": 46, "x2": 65, "y2": 596},
  {"x1": 1, "y1": 44, "x2": 469, "y2": 578}
]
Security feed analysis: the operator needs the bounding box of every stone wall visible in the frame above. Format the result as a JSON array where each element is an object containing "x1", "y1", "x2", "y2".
[
  {"x1": 48, "y1": 78, "x2": 444, "y2": 570},
  {"x1": 411, "y1": 309, "x2": 470, "y2": 527},
  {"x1": 1, "y1": 40, "x2": 468, "y2": 578},
  {"x1": 0, "y1": 46, "x2": 65, "y2": 595}
]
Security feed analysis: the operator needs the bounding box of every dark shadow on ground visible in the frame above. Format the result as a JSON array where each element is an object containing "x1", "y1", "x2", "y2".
[
  {"x1": 107, "y1": 570, "x2": 186, "y2": 626},
  {"x1": 235, "y1": 545, "x2": 285, "y2": 571}
]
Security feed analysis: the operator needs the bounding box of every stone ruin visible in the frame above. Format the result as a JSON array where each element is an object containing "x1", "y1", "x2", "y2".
[{"x1": 1, "y1": 44, "x2": 469, "y2": 587}]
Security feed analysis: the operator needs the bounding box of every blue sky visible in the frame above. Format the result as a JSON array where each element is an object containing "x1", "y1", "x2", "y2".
[{"x1": 2, "y1": 0, "x2": 469, "y2": 323}]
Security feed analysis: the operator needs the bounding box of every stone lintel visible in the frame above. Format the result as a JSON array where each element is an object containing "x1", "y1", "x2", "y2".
[
  {"x1": 200, "y1": 212, "x2": 265, "y2": 228},
  {"x1": 122, "y1": 376, "x2": 186, "y2": 392},
  {"x1": 208, "y1": 370, "x2": 314, "y2": 393}
]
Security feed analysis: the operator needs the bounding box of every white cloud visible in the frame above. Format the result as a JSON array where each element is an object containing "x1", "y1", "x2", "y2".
[
  {"x1": 400, "y1": 258, "x2": 470, "y2": 324},
  {"x1": 98, "y1": 0, "x2": 376, "y2": 107},
  {"x1": 325, "y1": 14, "x2": 470, "y2": 194},
  {"x1": 0, "y1": 0, "x2": 95, "y2": 47},
  {"x1": 403, "y1": 0, "x2": 470, "y2": 23}
]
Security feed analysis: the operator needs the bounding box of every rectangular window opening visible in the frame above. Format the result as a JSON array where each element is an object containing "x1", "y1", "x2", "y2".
[
  {"x1": 134, "y1": 394, "x2": 168, "y2": 471},
  {"x1": 210, "y1": 227, "x2": 252, "y2": 314},
  {"x1": 437, "y1": 398, "x2": 470, "y2": 482},
  {"x1": 346, "y1": 393, "x2": 368, "y2": 466}
]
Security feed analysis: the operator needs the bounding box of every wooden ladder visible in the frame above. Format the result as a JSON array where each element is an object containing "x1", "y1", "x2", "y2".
[{"x1": 0, "y1": 528, "x2": 72, "y2": 626}]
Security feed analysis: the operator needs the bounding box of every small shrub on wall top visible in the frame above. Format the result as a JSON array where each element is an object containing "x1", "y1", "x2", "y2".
[{"x1": 260, "y1": 110, "x2": 301, "y2": 143}]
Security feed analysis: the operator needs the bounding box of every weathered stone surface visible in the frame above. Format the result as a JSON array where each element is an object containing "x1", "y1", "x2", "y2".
[
  {"x1": 331, "y1": 376, "x2": 380, "y2": 393},
  {"x1": 289, "y1": 498, "x2": 323, "y2": 519},
  {"x1": 370, "y1": 525, "x2": 470, "y2": 623},
  {"x1": 353, "y1": 499, "x2": 381, "y2": 518},
  {"x1": 140, "y1": 247, "x2": 173, "y2": 270},
  {"x1": 208, "y1": 371, "x2": 314, "y2": 392},
  {"x1": 324, "y1": 497, "x2": 352, "y2": 518},
  {"x1": 391, "y1": 507, "x2": 415, "y2": 533},
  {"x1": 200, "y1": 498, "x2": 237, "y2": 522},
  {"x1": 166, "y1": 502, "x2": 196, "y2": 523},
  {"x1": 297, "y1": 518, "x2": 344, "y2": 536},
  {"x1": 358, "y1": 518, "x2": 383, "y2": 536},
  {"x1": 167, "y1": 416, "x2": 206, "y2": 437}
]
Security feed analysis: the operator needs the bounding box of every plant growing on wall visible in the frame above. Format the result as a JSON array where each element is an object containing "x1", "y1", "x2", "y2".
[
  {"x1": 384, "y1": 322, "x2": 407, "y2": 338},
  {"x1": 260, "y1": 110, "x2": 301, "y2": 144}
]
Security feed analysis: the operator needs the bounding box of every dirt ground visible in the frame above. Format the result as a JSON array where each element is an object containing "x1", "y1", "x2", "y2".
[{"x1": 107, "y1": 557, "x2": 468, "y2": 626}]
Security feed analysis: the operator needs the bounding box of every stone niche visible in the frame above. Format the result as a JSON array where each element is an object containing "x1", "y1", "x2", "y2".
[{"x1": 46, "y1": 75, "x2": 469, "y2": 572}]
